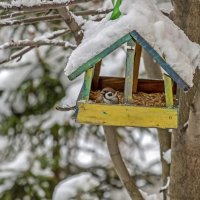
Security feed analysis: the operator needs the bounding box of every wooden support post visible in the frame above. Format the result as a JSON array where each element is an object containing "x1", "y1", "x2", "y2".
[
  {"x1": 133, "y1": 43, "x2": 142, "y2": 93},
  {"x1": 164, "y1": 74, "x2": 174, "y2": 107},
  {"x1": 124, "y1": 40, "x2": 135, "y2": 104},
  {"x1": 80, "y1": 68, "x2": 93, "y2": 101},
  {"x1": 92, "y1": 61, "x2": 102, "y2": 90}
]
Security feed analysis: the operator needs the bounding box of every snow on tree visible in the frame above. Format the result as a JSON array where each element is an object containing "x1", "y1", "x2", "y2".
[
  {"x1": 65, "y1": 0, "x2": 200, "y2": 86},
  {"x1": 0, "y1": 0, "x2": 199, "y2": 200}
]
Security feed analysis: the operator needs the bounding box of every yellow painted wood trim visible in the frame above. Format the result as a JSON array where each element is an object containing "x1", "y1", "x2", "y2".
[
  {"x1": 164, "y1": 74, "x2": 174, "y2": 107},
  {"x1": 77, "y1": 103, "x2": 178, "y2": 128}
]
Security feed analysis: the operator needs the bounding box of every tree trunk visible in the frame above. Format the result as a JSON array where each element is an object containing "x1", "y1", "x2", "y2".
[{"x1": 169, "y1": 1, "x2": 200, "y2": 199}]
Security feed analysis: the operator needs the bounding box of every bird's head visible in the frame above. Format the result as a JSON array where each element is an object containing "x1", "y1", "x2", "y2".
[{"x1": 101, "y1": 87, "x2": 117, "y2": 97}]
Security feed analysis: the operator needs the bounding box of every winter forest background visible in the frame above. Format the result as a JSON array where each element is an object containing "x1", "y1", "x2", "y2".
[{"x1": 0, "y1": 0, "x2": 183, "y2": 199}]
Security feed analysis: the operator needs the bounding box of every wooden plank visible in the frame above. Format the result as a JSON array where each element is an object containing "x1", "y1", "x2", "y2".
[
  {"x1": 77, "y1": 103, "x2": 178, "y2": 128},
  {"x1": 91, "y1": 61, "x2": 102, "y2": 90},
  {"x1": 124, "y1": 40, "x2": 135, "y2": 104},
  {"x1": 130, "y1": 31, "x2": 190, "y2": 91},
  {"x1": 79, "y1": 68, "x2": 93, "y2": 101},
  {"x1": 97, "y1": 77, "x2": 177, "y2": 93},
  {"x1": 133, "y1": 43, "x2": 142, "y2": 93},
  {"x1": 68, "y1": 33, "x2": 132, "y2": 81},
  {"x1": 164, "y1": 74, "x2": 174, "y2": 107}
]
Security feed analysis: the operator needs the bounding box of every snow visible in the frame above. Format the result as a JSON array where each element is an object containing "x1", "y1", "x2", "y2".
[
  {"x1": 0, "y1": 151, "x2": 31, "y2": 171},
  {"x1": 31, "y1": 161, "x2": 54, "y2": 177},
  {"x1": 157, "y1": 2, "x2": 173, "y2": 14},
  {"x1": 41, "y1": 109, "x2": 71, "y2": 130},
  {"x1": 11, "y1": 0, "x2": 42, "y2": 7},
  {"x1": 0, "y1": 0, "x2": 70, "y2": 8},
  {"x1": 65, "y1": 0, "x2": 200, "y2": 86},
  {"x1": 141, "y1": 190, "x2": 161, "y2": 200},
  {"x1": 163, "y1": 149, "x2": 171, "y2": 164},
  {"x1": 118, "y1": 128, "x2": 162, "y2": 175},
  {"x1": 52, "y1": 173, "x2": 99, "y2": 200},
  {"x1": 0, "y1": 136, "x2": 8, "y2": 151},
  {"x1": 0, "y1": 180, "x2": 14, "y2": 196}
]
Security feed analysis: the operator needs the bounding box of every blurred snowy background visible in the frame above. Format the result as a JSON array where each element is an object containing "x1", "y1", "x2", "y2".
[{"x1": 0, "y1": 0, "x2": 171, "y2": 199}]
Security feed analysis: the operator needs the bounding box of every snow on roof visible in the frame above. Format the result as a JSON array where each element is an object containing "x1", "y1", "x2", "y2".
[{"x1": 65, "y1": 0, "x2": 200, "y2": 86}]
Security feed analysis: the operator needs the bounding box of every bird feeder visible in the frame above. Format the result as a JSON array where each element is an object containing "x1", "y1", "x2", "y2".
[{"x1": 67, "y1": 31, "x2": 190, "y2": 129}]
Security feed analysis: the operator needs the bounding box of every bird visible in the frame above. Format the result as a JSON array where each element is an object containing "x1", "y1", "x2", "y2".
[{"x1": 100, "y1": 87, "x2": 119, "y2": 104}]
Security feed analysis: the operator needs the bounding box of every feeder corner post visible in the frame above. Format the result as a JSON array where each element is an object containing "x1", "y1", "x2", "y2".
[
  {"x1": 164, "y1": 74, "x2": 174, "y2": 108},
  {"x1": 80, "y1": 67, "x2": 93, "y2": 102},
  {"x1": 124, "y1": 40, "x2": 135, "y2": 104}
]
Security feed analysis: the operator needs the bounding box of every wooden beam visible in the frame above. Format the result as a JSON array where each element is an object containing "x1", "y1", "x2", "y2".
[
  {"x1": 164, "y1": 74, "x2": 174, "y2": 107},
  {"x1": 68, "y1": 33, "x2": 132, "y2": 80},
  {"x1": 124, "y1": 40, "x2": 135, "y2": 104},
  {"x1": 97, "y1": 77, "x2": 177, "y2": 93},
  {"x1": 77, "y1": 103, "x2": 178, "y2": 128},
  {"x1": 91, "y1": 61, "x2": 102, "y2": 90},
  {"x1": 130, "y1": 31, "x2": 190, "y2": 91},
  {"x1": 133, "y1": 43, "x2": 142, "y2": 93}
]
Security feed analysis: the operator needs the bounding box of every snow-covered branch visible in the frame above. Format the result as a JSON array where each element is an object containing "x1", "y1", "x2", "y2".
[
  {"x1": 0, "y1": 10, "x2": 41, "y2": 20},
  {"x1": 0, "y1": 0, "x2": 93, "y2": 12},
  {"x1": 0, "y1": 14, "x2": 62, "y2": 27},
  {"x1": 0, "y1": 46, "x2": 33, "y2": 64},
  {"x1": 75, "y1": 8, "x2": 113, "y2": 16},
  {"x1": 0, "y1": 39, "x2": 76, "y2": 49},
  {"x1": 0, "y1": 9, "x2": 112, "y2": 21},
  {"x1": 0, "y1": 29, "x2": 71, "y2": 64}
]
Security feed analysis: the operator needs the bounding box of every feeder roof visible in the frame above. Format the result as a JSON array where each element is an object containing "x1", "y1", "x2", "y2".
[{"x1": 65, "y1": 0, "x2": 200, "y2": 90}]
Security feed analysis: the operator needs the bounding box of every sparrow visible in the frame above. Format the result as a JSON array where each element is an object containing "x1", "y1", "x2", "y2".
[{"x1": 100, "y1": 87, "x2": 119, "y2": 104}]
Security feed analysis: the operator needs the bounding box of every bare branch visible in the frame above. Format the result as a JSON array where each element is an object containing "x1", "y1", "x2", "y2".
[
  {"x1": 0, "y1": 46, "x2": 33, "y2": 64},
  {"x1": 0, "y1": 9, "x2": 112, "y2": 27},
  {"x1": 0, "y1": 0, "x2": 93, "y2": 12},
  {"x1": 75, "y1": 8, "x2": 112, "y2": 16},
  {"x1": 0, "y1": 10, "x2": 43, "y2": 20},
  {"x1": 58, "y1": 7, "x2": 83, "y2": 45},
  {"x1": 0, "y1": 9, "x2": 112, "y2": 20},
  {"x1": 0, "y1": 62, "x2": 30, "y2": 71},
  {"x1": 56, "y1": 105, "x2": 76, "y2": 111},
  {"x1": 0, "y1": 14, "x2": 62, "y2": 27},
  {"x1": 41, "y1": 29, "x2": 71, "y2": 39}
]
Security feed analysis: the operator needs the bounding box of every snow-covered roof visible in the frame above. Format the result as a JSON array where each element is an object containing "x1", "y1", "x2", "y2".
[{"x1": 65, "y1": 0, "x2": 200, "y2": 87}]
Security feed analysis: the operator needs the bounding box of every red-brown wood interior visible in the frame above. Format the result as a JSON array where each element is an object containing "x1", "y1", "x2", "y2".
[{"x1": 91, "y1": 76, "x2": 177, "y2": 94}]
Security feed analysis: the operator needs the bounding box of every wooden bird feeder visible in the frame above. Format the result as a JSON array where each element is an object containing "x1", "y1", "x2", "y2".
[{"x1": 67, "y1": 31, "x2": 190, "y2": 129}]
